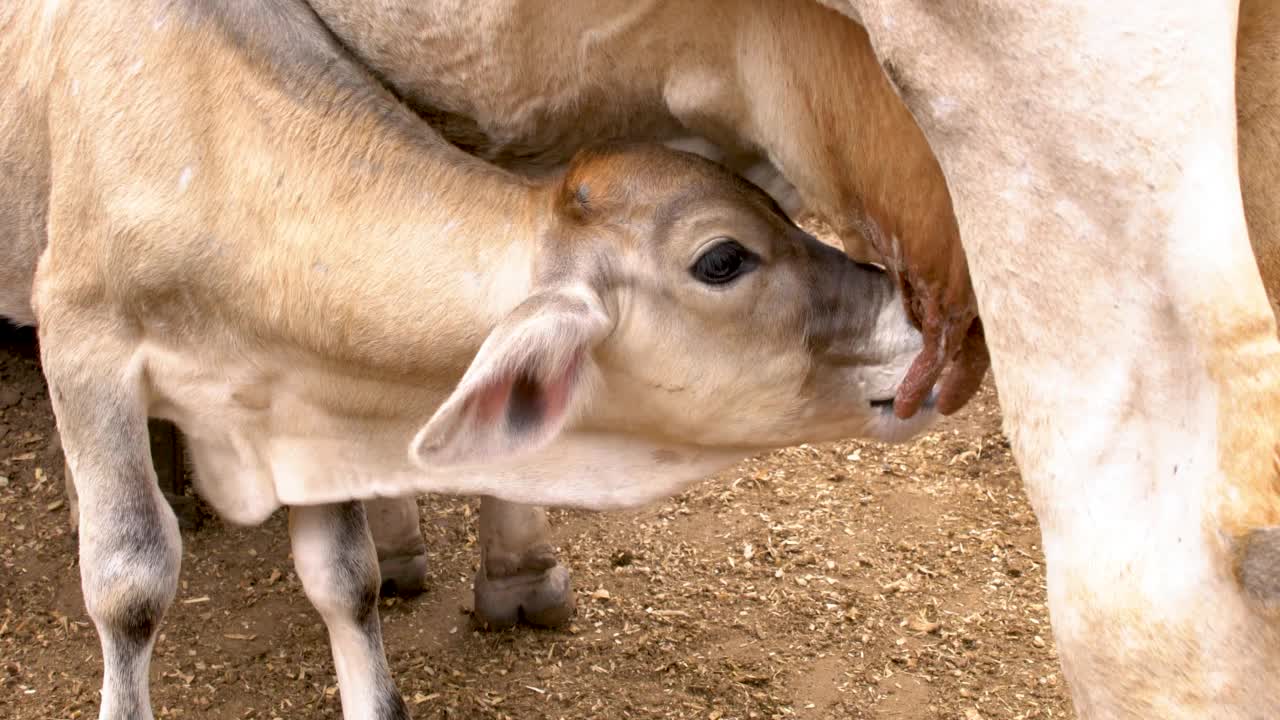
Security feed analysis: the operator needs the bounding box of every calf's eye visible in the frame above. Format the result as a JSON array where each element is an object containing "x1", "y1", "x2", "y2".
[{"x1": 691, "y1": 239, "x2": 758, "y2": 286}]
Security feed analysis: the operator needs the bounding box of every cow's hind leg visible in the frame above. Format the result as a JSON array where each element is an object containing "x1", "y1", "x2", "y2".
[
  {"x1": 290, "y1": 501, "x2": 409, "y2": 719},
  {"x1": 41, "y1": 329, "x2": 181, "y2": 720},
  {"x1": 473, "y1": 496, "x2": 575, "y2": 629}
]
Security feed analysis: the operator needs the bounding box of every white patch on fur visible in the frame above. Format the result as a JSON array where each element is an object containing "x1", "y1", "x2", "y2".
[
  {"x1": 879, "y1": 311, "x2": 925, "y2": 388},
  {"x1": 661, "y1": 138, "x2": 807, "y2": 218},
  {"x1": 176, "y1": 165, "x2": 194, "y2": 193},
  {"x1": 41, "y1": 0, "x2": 60, "y2": 25},
  {"x1": 665, "y1": 68, "x2": 729, "y2": 130},
  {"x1": 929, "y1": 95, "x2": 958, "y2": 121}
]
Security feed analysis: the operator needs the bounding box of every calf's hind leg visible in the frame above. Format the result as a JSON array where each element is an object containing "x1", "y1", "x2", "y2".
[
  {"x1": 363, "y1": 496, "x2": 576, "y2": 627},
  {"x1": 473, "y1": 496, "x2": 575, "y2": 629},
  {"x1": 290, "y1": 501, "x2": 409, "y2": 719},
  {"x1": 41, "y1": 329, "x2": 181, "y2": 720},
  {"x1": 364, "y1": 496, "x2": 429, "y2": 597}
]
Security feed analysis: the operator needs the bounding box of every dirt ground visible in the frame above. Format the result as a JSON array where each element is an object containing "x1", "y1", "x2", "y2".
[{"x1": 0, "y1": 322, "x2": 1074, "y2": 720}]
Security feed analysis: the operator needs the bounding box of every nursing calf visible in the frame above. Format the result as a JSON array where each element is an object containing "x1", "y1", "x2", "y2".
[
  {"x1": 0, "y1": 0, "x2": 935, "y2": 716},
  {"x1": 307, "y1": 0, "x2": 986, "y2": 419},
  {"x1": 305, "y1": 0, "x2": 985, "y2": 607}
]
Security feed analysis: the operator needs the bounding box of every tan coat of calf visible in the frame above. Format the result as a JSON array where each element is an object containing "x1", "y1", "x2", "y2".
[{"x1": 0, "y1": 0, "x2": 935, "y2": 715}]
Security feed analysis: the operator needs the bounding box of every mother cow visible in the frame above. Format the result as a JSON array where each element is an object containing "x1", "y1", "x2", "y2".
[
  {"x1": 310, "y1": 0, "x2": 1280, "y2": 717},
  {"x1": 831, "y1": 2, "x2": 1280, "y2": 718}
]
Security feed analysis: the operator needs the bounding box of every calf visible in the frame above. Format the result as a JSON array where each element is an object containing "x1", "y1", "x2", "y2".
[
  {"x1": 303, "y1": 0, "x2": 985, "y2": 611},
  {"x1": 0, "y1": 0, "x2": 935, "y2": 716},
  {"x1": 307, "y1": 0, "x2": 986, "y2": 418},
  {"x1": 58, "y1": 0, "x2": 1280, "y2": 626}
]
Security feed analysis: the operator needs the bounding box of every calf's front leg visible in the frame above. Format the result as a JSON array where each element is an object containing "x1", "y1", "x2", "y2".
[
  {"x1": 290, "y1": 501, "x2": 409, "y2": 720},
  {"x1": 42, "y1": 329, "x2": 181, "y2": 720},
  {"x1": 61, "y1": 419, "x2": 199, "y2": 535}
]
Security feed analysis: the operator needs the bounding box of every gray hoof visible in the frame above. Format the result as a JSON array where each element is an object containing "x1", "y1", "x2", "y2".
[
  {"x1": 473, "y1": 563, "x2": 575, "y2": 630},
  {"x1": 379, "y1": 553, "x2": 429, "y2": 598}
]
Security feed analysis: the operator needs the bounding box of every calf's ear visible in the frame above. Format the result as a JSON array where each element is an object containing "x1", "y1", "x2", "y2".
[{"x1": 410, "y1": 288, "x2": 611, "y2": 469}]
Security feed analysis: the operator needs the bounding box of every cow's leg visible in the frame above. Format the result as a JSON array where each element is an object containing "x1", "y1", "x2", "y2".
[
  {"x1": 846, "y1": 1, "x2": 1280, "y2": 717},
  {"x1": 473, "y1": 496, "x2": 575, "y2": 629},
  {"x1": 41, "y1": 328, "x2": 180, "y2": 720},
  {"x1": 290, "y1": 501, "x2": 409, "y2": 720},
  {"x1": 364, "y1": 497, "x2": 429, "y2": 597}
]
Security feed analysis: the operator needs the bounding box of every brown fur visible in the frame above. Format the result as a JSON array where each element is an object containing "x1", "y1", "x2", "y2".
[{"x1": 1239, "y1": 0, "x2": 1280, "y2": 320}]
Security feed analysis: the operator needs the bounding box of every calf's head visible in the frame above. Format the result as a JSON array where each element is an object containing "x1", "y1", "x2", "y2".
[{"x1": 413, "y1": 145, "x2": 935, "y2": 469}]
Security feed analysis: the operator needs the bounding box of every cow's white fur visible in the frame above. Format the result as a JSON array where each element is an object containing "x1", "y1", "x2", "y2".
[{"x1": 829, "y1": 1, "x2": 1280, "y2": 717}]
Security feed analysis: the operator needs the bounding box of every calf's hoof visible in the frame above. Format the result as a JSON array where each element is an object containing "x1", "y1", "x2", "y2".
[
  {"x1": 379, "y1": 553, "x2": 429, "y2": 598},
  {"x1": 473, "y1": 563, "x2": 575, "y2": 630}
]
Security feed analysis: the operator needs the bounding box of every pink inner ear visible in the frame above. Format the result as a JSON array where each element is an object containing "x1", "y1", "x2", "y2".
[
  {"x1": 473, "y1": 377, "x2": 516, "y2": 425},
  {"x1": 468, "y1": 353, "x2": 583, "y2": 431}
]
